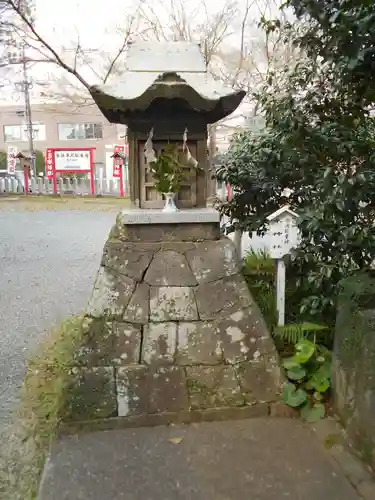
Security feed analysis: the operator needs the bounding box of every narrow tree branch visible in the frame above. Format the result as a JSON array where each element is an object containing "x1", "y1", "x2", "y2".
[
  {"x1": 5, "y1": 0, "x2": 91, "y2": 89},
  {"x1": 73, "y1": 38, "x2": 81, "y2": 73},
  {"x1": 239, "y1": 0, "x2": 251, "y2": 70},
  {"x1": 103, "y1": 0, "x2": 146, "y2": 83}
]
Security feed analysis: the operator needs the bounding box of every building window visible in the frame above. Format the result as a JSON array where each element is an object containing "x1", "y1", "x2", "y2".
[
  {"x1": 3, "y1": 123, "x2": 46, "y2": 142},
  {"x1": 3, "y1": 125, "x2": 22, "y2": 142},
  {"x1": 58, "y1": 123, "x2": 103, "y2": 140}
]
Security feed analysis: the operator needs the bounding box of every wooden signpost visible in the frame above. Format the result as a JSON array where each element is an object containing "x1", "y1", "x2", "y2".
[{"x1": 267, "y1": 206, "x2": 299, "y2": 326}]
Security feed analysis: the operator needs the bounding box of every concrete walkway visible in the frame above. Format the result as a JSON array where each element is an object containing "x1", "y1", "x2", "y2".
[{"x1": 39, "y1": 418, "x2": 368, "y2": 500}]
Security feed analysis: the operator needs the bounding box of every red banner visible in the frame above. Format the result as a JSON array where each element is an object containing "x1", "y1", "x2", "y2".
[
  {"x1": 46, "y1": 148, "x2": 54, "y2": 179},
  {"x1": 7, "y1": 146, "x2": 17, "y2": 174}
]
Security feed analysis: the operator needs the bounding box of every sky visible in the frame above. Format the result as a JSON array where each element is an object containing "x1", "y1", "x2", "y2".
[
  {"x1": 35, "y1": 0, "x2": 134, "y2": 48},
  {"x1": 18, "y1": 0, "x2": 260, "y2": 101},
  {"x1": 34, "y1": 0, "x2": 237, "y2": 52},
  {"x1": 1, "y1": 0, "x2": 283, "y2": 90},
  {"x1": 1, "y1": 0, "x2": 285, "y2": 138}
]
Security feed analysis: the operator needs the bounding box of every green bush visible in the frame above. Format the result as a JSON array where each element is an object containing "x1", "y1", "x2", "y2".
[
  {"x1": 35, "y1": 150, "x2": 45, "y2": 175},
  {"x1": 242, "y1": 248, "x2": 333, "y2": 349},
  {"x1": 242, "y1": 249, "x2": 277, "y2": 329},
  {"x1": 0, "y1": 150, "x2": 7, "y2": 169},
  {"x1": 217, "y1": 1, "x2": 375, "y2": 324},
  {"x1": 282, "y1": 339, "x2": 332, "y2": 422}
]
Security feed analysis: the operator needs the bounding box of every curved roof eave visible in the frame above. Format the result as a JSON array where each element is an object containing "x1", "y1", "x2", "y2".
[{"x1": 89, "y1": 71, "x2": 246, "y2": 122}]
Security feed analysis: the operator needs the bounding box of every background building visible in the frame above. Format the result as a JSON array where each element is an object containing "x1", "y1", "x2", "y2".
[{"x1": 0, "y1": 102, "x2": 127, "y2": 179}]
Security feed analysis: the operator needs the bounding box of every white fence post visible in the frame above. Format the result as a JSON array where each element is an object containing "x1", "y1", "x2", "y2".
[
  {"x1": 30, "y1": 177, "x2": 36, "y2": 193},
  {"x1": 95, "y1": 178, "x2": 103, "y2": 196},
  {"x1": 0, "y1": 174, "x2": 132, "y2": 198},
  {"x1": 38, "y1": 178, "x2": 44, "y2": 194},
  {"x1": 76, "y1": 178, "x2": 83, "y2": 195},
  {"x1": 10, "y1": 177, "x2": 17, "y2": 193}
]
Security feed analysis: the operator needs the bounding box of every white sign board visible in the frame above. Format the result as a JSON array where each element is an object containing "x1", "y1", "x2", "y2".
[
  {"x1": 268, "y1": 210, "x2": 299, "y2": 260},
  {"x1": 54, "y1": 150, "x2": 91, "y2": 172},
  {"x1": 7, "y1": 146, "x2": 17, "y2": 174}
]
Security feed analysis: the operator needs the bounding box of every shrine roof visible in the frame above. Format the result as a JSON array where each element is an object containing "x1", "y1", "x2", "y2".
[
  {"x1": 267, "y1": 205, "x2": 298, "y2": 221},
  {"x1": 125, "y1": 41, "x2": 207, "y2": 73},
  {"x1": 89, "y1": 41, "x2": 246, "y2": 124}
]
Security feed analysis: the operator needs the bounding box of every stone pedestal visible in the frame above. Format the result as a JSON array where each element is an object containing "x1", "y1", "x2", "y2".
[{"x1": 64, "y1": 209, "x2": 282, "y2": 427}]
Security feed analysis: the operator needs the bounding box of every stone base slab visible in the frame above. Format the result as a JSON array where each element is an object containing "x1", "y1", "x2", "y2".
[
  {"x1": 118, "y1": 208, "x2": 220, "y2": 225},
  {"x1": 63, "y1": 361, "x2": 282, "y2": 423},
  {"x1": 59, "y1": 403, "x2": 272, "y2": 435},
  {"x1": 111, "y1": 209, "x2": 221, "y2": 242},
  {"x1": 111, "y1": 221, "x2": 221, "y2": 242}
]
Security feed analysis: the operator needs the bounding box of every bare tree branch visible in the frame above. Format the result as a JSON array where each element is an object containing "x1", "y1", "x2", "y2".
[
  {"x1": 3, "y1": 0, "x2": 91, "y2": 89},
  {"x1": 73, "y1": 38, "x2": 80, "y2": 73},
  {"x1": 103, "y1": 0, "x2": 146, "y2": 83},
  {"x1": 1, "y1": 0, "x2": 299, "y2": 149}
]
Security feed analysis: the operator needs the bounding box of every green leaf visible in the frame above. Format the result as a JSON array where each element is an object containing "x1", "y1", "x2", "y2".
[
  {"x1": 274, "y1": 324, "x2": 305, "y2": 344},
  {"x1": 315, "y1": 361, "x2": 332, "y2": 380},
  {"x1": 287, "y1": 366, "x2": 307, "y2": 381},
  {"x1": 305, "y1": 376, "x2": 330, "y2": 393},
  {"x1": 313, "y1": 391, "x2": 323, "y2": 401},
  {"x1": 294, "y1": 339, "x2": 315, "y2": 364},
  {"x1": 274, "y1": 323, "x2": 327, "y2": 345},
  {"x1": 329, "y1": 11, "x2": 340, "y2": 23},
  {"x1": 282, "y1": 357, "x2": 301, "y2": 370},
  {"x1": 282, "y1": 383, "x2": 308, "y2": 408},
  {"x1": 335, "y1": 199, "x2": 345, "y2": 211},
  {"x1": 347, "y1": 57, "x2": 358, "y2": 71},
  {"x1": 300, "y1": 403, "x2": 325, "y2": 422},
  {"x1": 323, "y1": 167, "x2": 331, "y2": 178}
]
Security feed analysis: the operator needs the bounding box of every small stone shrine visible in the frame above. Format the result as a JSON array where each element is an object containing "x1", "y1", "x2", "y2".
[{"x1": 64, "y1": 41, "x2": 282, "y2": 426}]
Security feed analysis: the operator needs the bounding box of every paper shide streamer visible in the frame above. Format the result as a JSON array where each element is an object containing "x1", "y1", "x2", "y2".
[{"x1": 144, "y1": 127, "x2": 198, "y2": 168}]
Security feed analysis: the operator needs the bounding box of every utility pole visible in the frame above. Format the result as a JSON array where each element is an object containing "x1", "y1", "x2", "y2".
[{"x1": 21, "y1": 43, "x2": 36, "y2": 177}]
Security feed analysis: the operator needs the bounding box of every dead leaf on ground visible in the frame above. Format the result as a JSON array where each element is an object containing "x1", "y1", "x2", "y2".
[
  {"x1": 324, "y1": 433, "x2": 341, "y2": 449},
  {"x1": 168, "y1": 437, "x2": 184, "y2": 444}
]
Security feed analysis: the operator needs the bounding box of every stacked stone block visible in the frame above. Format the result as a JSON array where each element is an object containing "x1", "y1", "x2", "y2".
[{"x1": 65, "y1": 219, "x2": 282, "y2": 424}]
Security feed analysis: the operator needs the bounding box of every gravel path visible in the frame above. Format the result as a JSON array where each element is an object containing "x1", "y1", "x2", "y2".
[{"x1": 0, "y1": 208, "x2": 115, "y2": 429}]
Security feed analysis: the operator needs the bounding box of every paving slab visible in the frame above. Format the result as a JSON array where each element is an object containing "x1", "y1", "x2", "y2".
[{"x1": 39, "y1": 418, "x2": 361, "y2": 500}]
